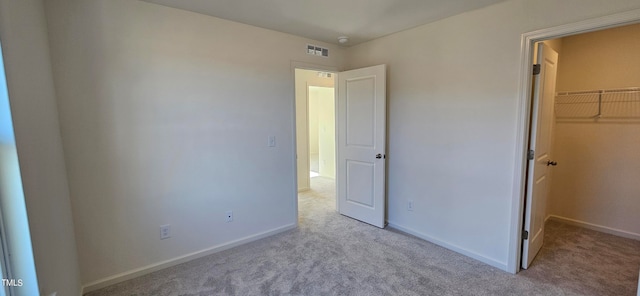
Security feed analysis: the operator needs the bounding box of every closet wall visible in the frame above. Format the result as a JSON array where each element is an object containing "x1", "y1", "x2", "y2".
[{"x1": 547, "y1": 23, "x2": 640, "y2": 239}]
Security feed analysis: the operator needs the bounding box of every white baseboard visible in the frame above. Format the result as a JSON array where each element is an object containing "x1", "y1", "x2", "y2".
[
  {"x1": 387, "y1": 221, "x2": 508, "y2": 272},
  {"x1": 82, "y1": 223, "x2": 296, "y2": 293},
  {"x1": 547, "y1": 215, "x2": 640, "y2": 241}
]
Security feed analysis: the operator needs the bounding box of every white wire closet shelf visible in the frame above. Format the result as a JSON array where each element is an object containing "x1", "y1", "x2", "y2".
[{"x1": 555, "y1": 87, "x2": 640, "y2": 120}]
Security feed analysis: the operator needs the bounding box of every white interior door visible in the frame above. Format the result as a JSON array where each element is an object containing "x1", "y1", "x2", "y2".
[
  {"x1": 337, "y1": 65, "x2": 386, "y2": 228},
  {"x1": 522, "y1": 43, "x2": 559, "y2": 269}
]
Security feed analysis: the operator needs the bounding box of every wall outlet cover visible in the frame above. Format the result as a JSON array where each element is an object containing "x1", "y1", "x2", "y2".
[
  {"x1": 226, "y1": 211, "x2": 233, "y2": 222},
  {"x1": 160, "y1": 224, "x2": 171, "y2": 239}
]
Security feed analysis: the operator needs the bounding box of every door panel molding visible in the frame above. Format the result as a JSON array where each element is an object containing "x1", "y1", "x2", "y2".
[{"x1": 337, "y1": 64, "x2": 386, "y2": 228}]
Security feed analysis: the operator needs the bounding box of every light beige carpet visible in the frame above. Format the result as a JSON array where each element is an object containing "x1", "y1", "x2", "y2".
[
  {"x1": 519, "y1": 218, "x2": 640, "y2": 295},
  {"x1": 86, "y1": 177, "x2": 640, "y2": 295}
]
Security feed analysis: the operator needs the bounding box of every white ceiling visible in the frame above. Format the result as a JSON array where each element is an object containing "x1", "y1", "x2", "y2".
[{"x1": 142, "y1": 0, "x2": 507, "y2": 46}]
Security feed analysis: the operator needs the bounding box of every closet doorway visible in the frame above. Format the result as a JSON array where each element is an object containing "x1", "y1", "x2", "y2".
[
  {"x1": 517, "y1": 20, "x2": 640, "y2": 295},
  {"x1": 542, "y1": 24, "x2": 640, "y2": 238},
  {"x1": 524, "y1": 23, "x2": 640, "y2": 265}
]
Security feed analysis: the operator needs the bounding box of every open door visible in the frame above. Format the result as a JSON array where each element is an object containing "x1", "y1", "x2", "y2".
[
  {"x1": 522, "y1": 43, "x2": 559, "y2": 269},
  {"x1": 336, "y1": 65, "x2": 386, "y2": 228}
]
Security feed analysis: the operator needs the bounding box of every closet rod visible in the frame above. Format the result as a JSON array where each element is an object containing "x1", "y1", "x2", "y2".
[
  {"x1": 554, "y1": 86, "x2": 640, "y2": 120},
  {"x1": 557, "y1": 87, "x2": 640, "y2": 96},
  {"x1": 595, "y1": 92, "x2": 602, "y2": 119}
]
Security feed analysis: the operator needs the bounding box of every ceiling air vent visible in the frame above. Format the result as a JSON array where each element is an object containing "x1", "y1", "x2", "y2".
[{"x1": 307, "y1": 44, "x2": 329, "y2": 58}]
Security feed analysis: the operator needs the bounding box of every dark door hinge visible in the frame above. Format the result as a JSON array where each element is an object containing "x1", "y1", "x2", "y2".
[
  {"x1": 532, "y1": 64, "x2": 541, "y2": 75},
  {"x1": 522, "y1": 230, "x2": 529, "y2": 240}
]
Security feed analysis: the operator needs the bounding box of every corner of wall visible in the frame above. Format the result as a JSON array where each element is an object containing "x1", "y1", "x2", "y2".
[{"x1": 0, "y1": 0, "x2": 82, "y2": 295}]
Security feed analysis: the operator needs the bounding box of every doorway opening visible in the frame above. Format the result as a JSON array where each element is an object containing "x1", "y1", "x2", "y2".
[
  {"x1": 294, "y1": 64, "x2": 387, "y2": 228},
  {"x1": 294, "y1": 68, "x2": 337, "y2": 215},
  {"x1": 513, "y1": 10, "x2": 640, "y2": 295}
]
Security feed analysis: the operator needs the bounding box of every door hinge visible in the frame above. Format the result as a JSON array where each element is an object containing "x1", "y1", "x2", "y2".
[
  {"x1": 532, "y1": 64, "x2": 541, "y2": 75},
  {"x1": 522, "y1": 230, "x2": 529, "y2": 240},
  {"x1": 527, "y1": 150, "x2": 534, "y2": 160}
]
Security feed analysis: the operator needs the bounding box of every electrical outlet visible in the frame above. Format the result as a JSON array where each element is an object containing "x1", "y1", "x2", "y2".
[
  {"x1": 226, "y1": 211, "x2": 233, "y2": 222},
  {"x1": 160, "y1": 224, "x2": 171, "y2": 239},
  {"x1": 408, "y1": 200, "x2": 414, "y2": 211}
]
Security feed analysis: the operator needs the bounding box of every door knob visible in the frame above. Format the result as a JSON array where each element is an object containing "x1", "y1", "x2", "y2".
[
  {"x1": 547, "y1": 160, "x2": 558, "y2": 166},
  {"x1": 376, "y1": 154, "x2": 383, "y2": 159}
]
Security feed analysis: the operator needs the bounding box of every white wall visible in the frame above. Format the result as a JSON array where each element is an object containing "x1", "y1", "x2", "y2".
[
  {"x1": 44, "y1": 0, "x2": 344, "y2": 287},
  {"x1": 555, "y1": 23, "x2": 640, "y2": 91},
  {"x1": 0, "y1": 0, "x2": 82, "y2": 295},
  {"x1": 345, "y1": 0, "x2": 640, "y2": 270},
  {"x1": 307, "y1": 87, "x2": 336, "y2": 176},
  {"x1": 0, "y1": 43, "x2": 39, "y2": 296},
  {"x1": 309, "y1": 94, "x2": 320, "y2": 155},
  {"x1": 312, "y1": 87, "x2": 336, "y2": 179},
  {"x1": 295, "y1": 70, "x2": 335, "y2": 191},
  {"x1": 547, "y1": 23, "x2": 640, "y2": 238}
]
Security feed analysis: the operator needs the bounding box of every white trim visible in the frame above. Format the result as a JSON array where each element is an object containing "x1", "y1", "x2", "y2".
[
  {"x1": 82, "y1": 223, "x2": 296, "y2": 293},
  {"x1": 637, "y1": 270, "x2": 640, "y2": 296},
  {"x1": 305, "y1": 82, "x2": 311, "y2": 189},
  {"x1": 547, "y1": 215, "x2": 640, "y2": 241},
  {"x1": 290, "y1": 61, "x2": 339, "y2": 72},
  {"x1": 509, "y1": 9, "x2": 640, "y2": 274},
  {"x1": 387, "y1": 222, "x2": 507, "y2": 271}
]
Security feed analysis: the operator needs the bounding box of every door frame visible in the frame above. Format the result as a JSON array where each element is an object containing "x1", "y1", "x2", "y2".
[
  {"x1": 291, "y1": 62, "x2": 339, "y2": 223},
  {"x1": 508, "y1": 9, "x2": 640, "y2": 274}
]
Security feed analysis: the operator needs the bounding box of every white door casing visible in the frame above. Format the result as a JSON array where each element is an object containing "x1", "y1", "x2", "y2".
[
  {"x1": 637, "y1": 269, "x2": 640, "y2": 296},
  {"x1": 337, "y1": 65, "x2": 386, "y2": 228},
  {"x1": 522, "y1": 43, "x2": 558, "y2": 269}
]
